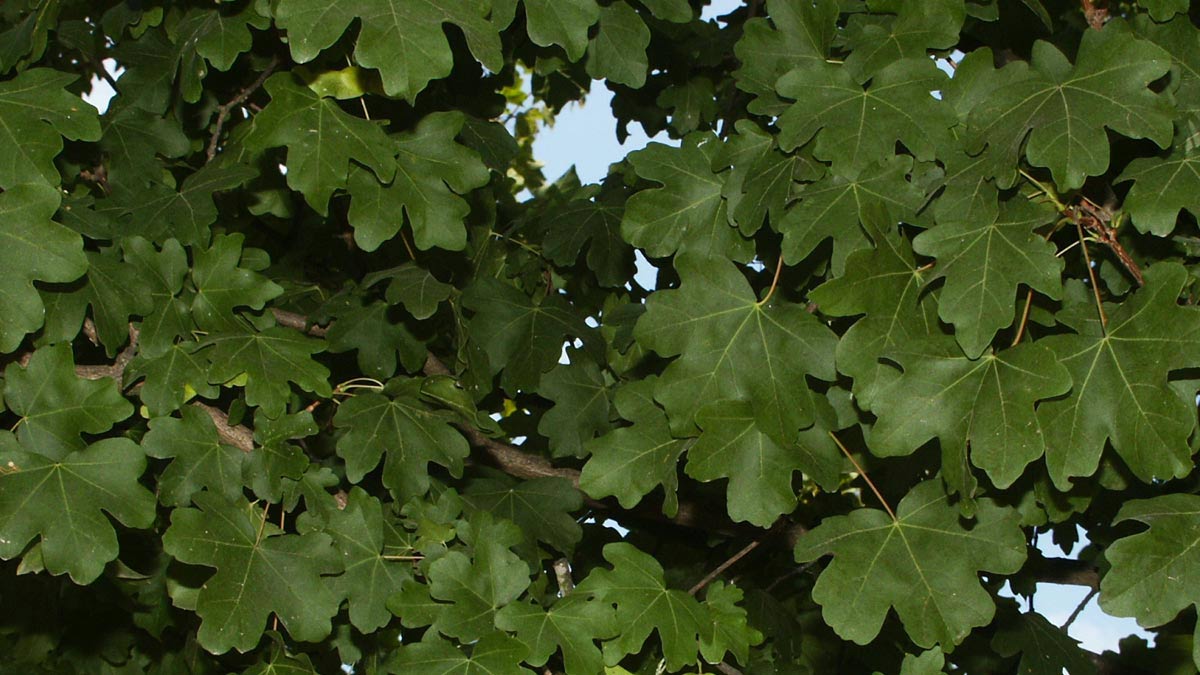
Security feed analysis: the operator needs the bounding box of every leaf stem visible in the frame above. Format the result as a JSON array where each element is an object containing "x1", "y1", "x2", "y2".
[
  {"x1": 1076, "y1": 220, "x2": 1108, "y2": 332},
  {"x1": 757, "y1": 254, "x2": 785, "y2": 306},
  {"x1": 1011, "y1": 289, "x2": 1034, "y2": 347},
  {"x1": 688, "y1": 537, "x2": 764, "y2": 596},
  {"x1": 828, "y1": 432, "x2": 896, "y2": 521}
]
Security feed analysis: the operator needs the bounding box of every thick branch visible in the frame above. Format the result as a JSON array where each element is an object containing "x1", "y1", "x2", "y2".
[{"x1": 1025, "y1": 550, "x2": 1100, "y2": 589}]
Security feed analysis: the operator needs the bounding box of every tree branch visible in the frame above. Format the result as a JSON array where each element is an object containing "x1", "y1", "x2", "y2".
[{"x1": 206, "y1": 55, "x2": 281, "y2": 163}]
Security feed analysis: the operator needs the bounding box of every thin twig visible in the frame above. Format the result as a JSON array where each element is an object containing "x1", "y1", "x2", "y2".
[
  {"x1": 757, "y1": 254, "x2": 785, "y2": 305},
  {"x1": 688, "y1": 538, "x2": 764, "y2": 596},
  {"x1": 1076, "y1": 220, "x2": 1108, "y2": 332},
  {"x1": 1061, "y1": 587, "x2": 1098, "y2": 630},
  {"x1": 828, "y1": 432, "x2": 896, "y2": 520},
  {"x1": 206, "y1": 55, "x2": 281, "y2": 163}
]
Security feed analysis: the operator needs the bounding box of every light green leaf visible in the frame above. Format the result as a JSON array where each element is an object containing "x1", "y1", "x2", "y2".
[
  {"x1": 0, "y1": 184, "x2": 88, "y2": 352},
  {"x1": 204, "y1": 327, "x2": 332, "y2": 419},
  {"x1": 246, "y1": 73, "x2": 395, "y2": 213},
  {"x1": 0, "y1": 435, "x2": 155, "y2": 584},
  {"x1": 162, "y1": 492, "x2": 343, "y2": 654},
  {"x1": 1038, "y1": 263, "x2": 1200, "y2": 489},
  {"x1": 966, "y1": 23, "x2": 1174, "y2": 190},
  {"x1": 4, "y1": 344, "x2": 132, "y2": 461},
  {"x1": 275, "y1": 0, "x2": 502, "y2": 102},
  {"x1": 575, "y1": 542, "x2": 712, "y2": 671},
  {"x1": 0, "y1": 68, "x2": 99, "y2": 188},
  {"x1": 622, "y1": 133, "x2": 753, "y2": 260},
  {"x1": 795, "y1": 480, "x2": 1026, "y2": 648},
  {"x1": 634, "y1": 254, "x2": 837, "y2": 444}
]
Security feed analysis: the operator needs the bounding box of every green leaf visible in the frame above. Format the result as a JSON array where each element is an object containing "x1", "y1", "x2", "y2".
[
  {"x1": 536, "y1": 359, "x2": 612, "y2": 459},
  {"x1": 0, "y1": 435, "x2": 155, "y2": 584},
  {"x1": 869, "y1": 337, "x2": 1072, "y2": 492},
  {"x1": 347, "y1": 111, "x2": 490, "y2": 252},
  {"x1": 966, "y1": 23, "x2": 1174, "y2": 190},
  {"x1": 325, "y1": 300, "x2": 425, "y2": 380},
  {"x1": 913, "y1": 196, "x2": 1062, "y2": 358},
  {"x1": 640, "y1": 0, "x2": 691, "y2": 21},
  {"x1": 778, "y1": 155, "x2": 925, "y2": 273},
  {"x1": 127, "y1": 342, "x2": 218, "y2": 417},
  {"x1": 246, "y1": 410, "x2": 316, "y2": 502},
  {"x1": 425, "y1": 513, "x2": 531, "y2": 640},
  {"x1": 1139, "y1": 0, "x2": 1189, "y2": 21},
  {"x1": 462, "y1": 279, "x2": 597, "y2": 394},
  {"x1": 1038, "y1": 263, "x2": 1200, "y2": 489},
  {"x1": 324, "y1": 488, "x2": 413, "y2": 632},
  {"x1": 720, "y1": 120, "x2": 820, "y2": 237},
  {"x1": 364, "y1": 262, "x2": 453, "y2": 320},
  {"x1": 4, "y1": 344, "x2": 132, "y2": 461},
  {"x1": 0, "y1": 68, "x2": 100, "y2": 189},
  {"x1": 204, "y1": 326, "x2": 332, "y2": 418},
  {"x1": 190, "y1": 233, "x2": 284, "y2": 333},
  {"x1": 162, "y1": 492, "x2": 342, "y2": 654},
  {"x1": 690, "y1": 398, "x2": 841, "y2": 526},
  {"x1": 657, "y1": 77, "x2": 718, "y2": 136},
  {"x1": 734, "y1": 0, "x2": 838, "y2": 116},
  {"x1": 776, "y1": 58, "x2": 954, "y2": 173},
  {"x1": 123, "y1": 237, "x2": 191, "y2": 359},
  {"x1": 75, "y1": 247, "x2": 154, "y2": 355},
  {"x1": 991, "y1": 611, "x2": 1096, "y2": 675},
  {"x1": 841, "y1": 0, "x2": 965, "y2": 79},
  {"x1": 700, "y1": 581, "x2": 763, "y2": 666},
  {"x1": 586, "y1": 3, "x2": 649, "y2": 88},
  {"x1": 1099, "y1": 494, "x2": 1200, "y2": 672},
  {"x1": 794, "y1": 480, "x2": 1026, "y2": 648},
  {"x1": 575, "y1": 542, "x2": 712, "y2": 671},
  {"x1": 114, "y1": 162, "x2": 258, "y2": 247},
  {"x1": 495, "y1": 595, "x2": 618, "y2": 674},
  {"x1": 275, "y1": 0, "x2": 502, "y2": 102},
  {"x1": 332, "y1": 384, "x2": 469, "y2": 498},
  {"x1": 141, "y1": 406, "x2": 246, "y2": 507},
  {"x1": 885, "y1": 650, "x2": 947, "y2": 675},
  {"x1": 578, "y1": 378, "x2": 686, "y2": 516},
  {"x1": 540, "y1": 187, "x2": 632, "y2": 287},
  {"x1": 621, "y1": 133, "x2": 753, "y2": 260},
  {"x1": 634, "y1": 254, "x2": 837, "y2": 445},
  {"x1": 501, "y1": 0, "x2": 600, "y2": 61},
  {"x1": 0, "y1": 183, "x2": 88, "y2": 352},
  {"x1": 1117, "y1": 133, "x2": 1200, "y2": 236},
  {"x1": 462, "y1": 476, "x2": 583, "y2": 554},
  {"x1": 385, "y1": 633, "x2": 533, "y2": 675},
  {"x1": 246, "y1": 73, "x2": 395, "y2": 213},
  {"x1": 97, "y1": 106, "x2": 189, "y2": 188}
]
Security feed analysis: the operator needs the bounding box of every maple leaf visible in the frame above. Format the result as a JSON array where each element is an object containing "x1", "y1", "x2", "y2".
[
  {"x1": 536, "y1": 359, "x2": 613, "y2": 459},
  {"x1": 492, "y1": 0, "x2": 600, "y2": 62},
  {"x1": 540, "y1": 186, "x2": 632, "y2": 288},
  {"x1": 127, "y1": 342, "x2": 218, "y2": 417},
  {"x1": 869, "y1": 336, "x2": 1072, "y2": 493},
  {"x1": 966, "y1": 23, "x2": 1174, "y2": 190},
  {"x1": 0, "y1": 184, "x2": 88, "y2": 352},
  {"x1": 122, "y1": 237, "x2": 191, "y2": 359},
  {"x1": 700, "y1": 581, "x2": 764, "y2": 666},
  {"x1": 634, "y1": 254, "x2": 837, "y2": 445},
  {"x1": 325, "y1": 299, "x2": 425, "y2": 379},
  {"x1": 4, "y1": 344, "x2": 132, "y2": 461},
  {"x1": 347, "y1": 111, "x2": 490, "y2": 252},
  {"x1": 586, "y1": 3, "x2": 649, "y2": 88},
  {"x1": 621, "y1": 133, "x2": 754, "y2": 261},
  {"x1": 495, "y1": 595, "x2": 617, "y2": 673},
  {"x1": 246, "y1": 410, "x2": 316, "y2": 502},
  {"x1": 363, "y1": 262, "x2": 453, "y2": 320},
  {"x1": 462, "y1": 279, "x2": 598, "y2": 394},
  {"x1": 913, "y1": 196, "x2": 1063, "y2": 358},
  {"x1": 1117, "y1": 132, "x2": 1200, "y2": 236},
  {"x1": 73, "y1": 247, "x2": 154, "y2": 355},
  {"x1": 734, "y1": 0, "x2": 837, "y2": 116},
  {"x1": 689, "y1": 399, "x2": 841, "y2": 527},
  {"x1": 1038, "y1": 263, "x2": 1200, "y2": 489},
  {"x1": 0, "y1": 68, "x2": 99, "y2": 189},
  {"x1": 462, "y1": 476, "x2": 583, "y2": 554},
  {"x1": 112, "y1": 162, "x2": 258, "y2": 247},
  {"x1": 777, "y1": 155, "x2": 925, "y2": 273},
  {"x1": 385, "y1": 633, "x2": 532, "y2": 675},
  {"x1": 204, "y1": 326, "x2": 332, "y2": 418},
  {"x1": 332, "y1": 381, "x2": 469, "y2": 498},
  {"x1": 841, "y1": 0, "x2": 964, "y2": 79},
  {"x1": 1099, "y1": 494, "x2": 1200, "y2": 672},
  {"x1": 795, "y1": 480, "x2": 1026, "y2": 648},
  {"x1": 141, "y1": 406, "x2": 246, "y2": 507},
  {"x1": 657, "y1": 77, "x2": 718, "y2": 136},
  {"x1": 0, "y1": 435, "x2": 155, "y2": 584},
  {"x1": 190, "y1": 233, "x2": 284, "y2": 332},
  {"x1": 575, "y1": 542, "x2": 712, "y2": 670},
  {"x1": 775, "y1": 58, "x2": 954, "y2": 173},
  {"x1": 720, "y1": 120, "x2": 821, "y2": 237},
  {"x1": 809, "y1": 205, "x2": 938, "y2": 410},
  {"x1": 324, "y1": 488, "x2": 413, "y2": 633},
  {"x1": 246, "y1": 73, "x2": 395, "y2": 213},
  {"x1": 97, "y1": 105, "x2": 189, "y2": 187},
  {"x1": 991, "y1": 611, "x2": 1097, "y2": 675},
  {"x1": 578, "y1": 378, "x2": 687, "y2": 516},
  {"x1": 275, "y1": 0, "x2": 502, "y2": 102},
  {"x1": 162, "y1": 492, "x2": 343, "y2": 654}
]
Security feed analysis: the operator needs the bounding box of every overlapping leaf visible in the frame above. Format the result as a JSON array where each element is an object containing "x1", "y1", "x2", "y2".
[
  {"x1": 0, "y1": 435, "x2": 154, "y2": 584},
  {"x1": 1038, "y1": 263, "x2": 1200, "y2": 489},
  {"x1": 795, "y1": 480, "x2": 1026, "y2": 648},
  {"x1": 275, "y1": 0, "x2": 502, "y2": 102},
  {"x1": 586, "y1": 3, "x2": 649, "y2": 88},
  {"x1": 536, "y1": 359, "x2": 612, "y2": 459},
  {"x1": 992, "y1": 611, "x2": 1096, "y2": 675},
  {"x1": 634, "y1": 254, "x2": 837, "y2": 444},
  {"x1": 966, "y1": 23, "x2": 1174, "y2": 190},
  {"x1": 386, "y1": 633, "x2": 532, "y2": 675},
  {"x1": 0, "y1": 68, "x2": 99, "y2": 188},
  {"x1": 735, "y1": 0, "x2": 837, "y2": 116},
  {"x1": 204, "y1": 327, "x2": 332, "y2": 418},
  {"x1": 324, "y1": 488, "x2": 412, "y2": 632},
  {"x1": 142, "y1": 406, "x2": 246, "y2": 507},
  {"x1": 463, "y1": 476, "x2": 583, "y2": 554},
  {"x1": 493, "y1": 0, "x2": 600, "y2": 61},
  {"x1": 162, "y1": 492, "x2": 342, "y2": 654},
  {"x1": 190, "y1": 233, "x2": 284, "y2": 332},
  {"x1": 495, "y1": 595, "x2": 617, "y2": 674},
  {"x1": 1117, "y1": 133, "x2": 1200, "y2": 236}
]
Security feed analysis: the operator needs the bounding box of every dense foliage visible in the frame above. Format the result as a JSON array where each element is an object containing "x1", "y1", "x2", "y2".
[{"x1": 2, "y1": 0, "x2": 1200, "y2": 672}]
